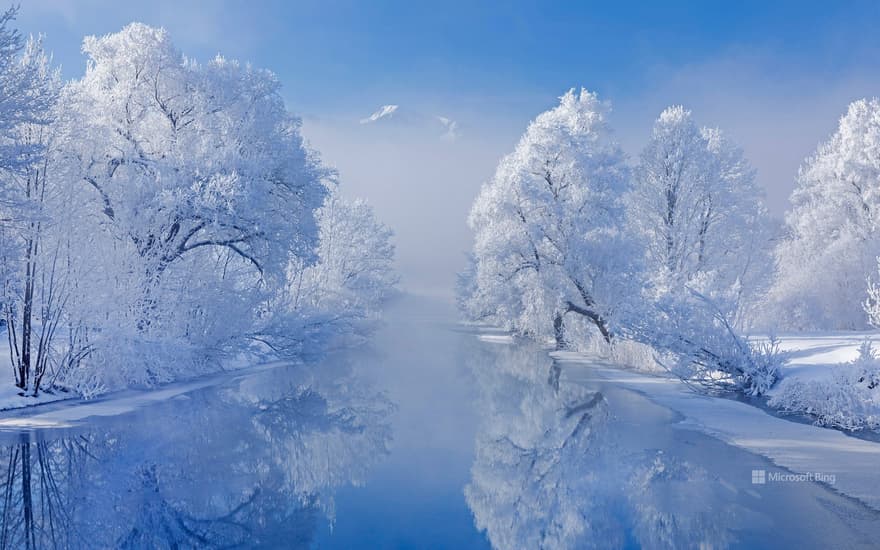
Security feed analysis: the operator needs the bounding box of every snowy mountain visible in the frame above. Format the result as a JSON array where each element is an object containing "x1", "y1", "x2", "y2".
[
  {"x1": 360, "y1": 104, "x2": 399, "y2": 124},
  {"x1": 359, "y1": 104, "x2": 459, "y2": 140}
]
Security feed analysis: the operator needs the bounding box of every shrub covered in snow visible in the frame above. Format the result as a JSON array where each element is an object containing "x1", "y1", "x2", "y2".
[
  {"x1": 769, "y1": 340, "x2": 880, "y2": 431},
  {"x1": 636, "y1": 286, "x2": 785, "y2": 396}
]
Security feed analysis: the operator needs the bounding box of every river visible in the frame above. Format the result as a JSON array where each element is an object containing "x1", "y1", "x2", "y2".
[{"x1": 0, "y1": 294, "x2": 876, "y2": 549}]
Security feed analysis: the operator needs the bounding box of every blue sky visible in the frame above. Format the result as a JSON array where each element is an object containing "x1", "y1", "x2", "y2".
[
  {"x1": 18, "y1": 1, "x2": 880, "y2": 114},
  {"x1": 15, "y1": 1, "x2": 880, "y2": 295}
]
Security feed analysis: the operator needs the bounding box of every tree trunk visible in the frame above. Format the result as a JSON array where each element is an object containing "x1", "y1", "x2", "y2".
[
  {"x1": 19, "y1": 236, "x2": 34, "y2": 391},
  {"x1": 553, "y1": 311, "x2": 567, "y2": 350},
  {"x1": 566, "y1": 278, "x2": 614, "y2": 344},
  {"x1": 20, "y1": 439, "x2": 34, "y2": 550},
  {"x1": 565, "y1": 302, "x2": 612, "y2": 344}
]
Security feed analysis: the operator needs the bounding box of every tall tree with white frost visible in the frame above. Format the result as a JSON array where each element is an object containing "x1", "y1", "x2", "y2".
[
  {"x1": 59, "y1": 24, "x2": 327, "y2": 330},
  {"x1": 771, "y1": 98, "x2": 880, "y2": 330},
  {"x1": 464, "y1": 89, "x2": 636, "y2": 347},
  {"x1": 0, "y1": 21, "x2": 394, "y2": 398},
  {"x1": 630, "y1": 106, "x2": 777, "y2": 395},
  {"x1": 297, "y1": 192, "x2": 397, "y2": 313},
  {"x1": 462, "y1": 97, "x2": 781, "y2": 395},
  {"x1": 0, "y1": 8, "x2": 66, "y2": 396},
  {"x1": 631, "y1": 106, "x2": 773, "y2": 322}
]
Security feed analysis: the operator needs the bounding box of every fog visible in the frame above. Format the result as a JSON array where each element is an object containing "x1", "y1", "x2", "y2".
[{"x1": 304, "y1": 115, "x2": 515, "y2": 298}]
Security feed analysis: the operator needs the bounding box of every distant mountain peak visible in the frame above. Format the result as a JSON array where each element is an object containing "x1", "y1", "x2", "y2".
[
  {"x1": 360, "y1": 104, "x2": 399, "y2": 124},
  {"x1": 359, "y1": 104, "x2": 459, "y2": 140}
]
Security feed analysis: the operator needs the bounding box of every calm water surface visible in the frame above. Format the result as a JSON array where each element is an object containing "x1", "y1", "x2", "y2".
[{"x1": 0, "y1": 295, "x2": 877, "y2": 549}]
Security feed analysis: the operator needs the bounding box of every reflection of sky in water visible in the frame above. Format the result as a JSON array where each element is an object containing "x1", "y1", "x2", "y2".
[{"x1": 0, "y1": 295, "x2": 878, "y2": 549}]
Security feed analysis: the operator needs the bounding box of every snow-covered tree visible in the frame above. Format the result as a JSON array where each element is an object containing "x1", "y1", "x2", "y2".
[
  {"x1": 0, "y1": 8, "x2": 67, "y2": 395},
  {"x1": 263, "y1": 190, "x2": 398, "y2": 355},
  {"x1": 60, "y1": 22, "x2": 326, "y2": 318},
  {"x1": 866, "y1": 259, "x2": 880, "y2": 327},
  {"x1": 293, "y1": 191, "x2": 397, "y2": 322},
  {"x1": 0, "y1": 22, "x2": 399, "y2": 398},
  {"x1": 0, "y1": 19, "x2": 394, "y2": 399},
  {"x1": 464, "y1": 89, "x2": 637, "y2": 347},
  {"x1": 628, "y1": 106, "x2": 778, "y2": 395},
  {"x1": 770, "y1": 98, "x2": 880, "y2": 330},
  {"x1": 630, "y1": 106, "x2": 772, "y2": 327},
  {"x1": 0, "y1": 8, "x2": 55, "y2": 173}
]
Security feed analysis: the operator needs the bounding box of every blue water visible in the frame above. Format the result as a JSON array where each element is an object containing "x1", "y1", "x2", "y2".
[{"x1": 0, "y1": 294, "x2": 877, "y2": 549}]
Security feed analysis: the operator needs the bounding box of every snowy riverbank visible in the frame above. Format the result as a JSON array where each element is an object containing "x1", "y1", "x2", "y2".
[
  {"x1": 478, "y1": 328, "x2": 880, "y2": 512},
  {"x1": 0, "y1": 360, "x2": 295, "y2": 429},
  {"x1": 762, "y1": 332, "x2": 880, "y2": 431},
  {"x1": 564, "y1": 353, "x2": 880, "y2": 512}
]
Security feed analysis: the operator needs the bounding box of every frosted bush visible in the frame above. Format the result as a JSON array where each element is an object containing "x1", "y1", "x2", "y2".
[
  {"x1": 769, "y1": 340, "x2": 880, "y2": 431},
  {"x1": 638, "y1": 284, "x2": 784, "y2": 396},
  {"x1": 741, "y1": 336, "x2": 788, "y2": 396}
]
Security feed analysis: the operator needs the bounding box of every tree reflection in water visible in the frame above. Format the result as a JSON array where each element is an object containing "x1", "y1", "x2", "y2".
[
  {"x1": 0, "y1": 434, "x2": 92, "y2": 549},
  {"x1": 463, "y1": 336, "x2": 736, "y2": 550},
  {"x1": 0, "y1": 355, "x2": 393, "y2": 549}
]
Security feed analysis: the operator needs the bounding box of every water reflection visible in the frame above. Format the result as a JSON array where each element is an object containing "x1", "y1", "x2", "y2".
[
  {"x1": 463, "y1": 336, "x2": 740, "y2": 549},
  {"x1": 0, "y1": 435, "x2": 91, "y2": 549},
  {"x1": 0, "y1": 356, "x2": 393, "y2": 549},
  {"x1": 464, "y1": 338, "x2": 608, "y2": 549}
]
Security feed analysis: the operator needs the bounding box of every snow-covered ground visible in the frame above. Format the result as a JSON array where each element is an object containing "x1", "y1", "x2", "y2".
[
  {"x1": 0, "y1": 383, "x2": 72, "y2": 411},
  {"x1": 757, "y1": 332, "x2": 880, "y2": 431},
  {"x1": 762, "y1": 331, "x2": 875, "y2": 386},
  {"x1": 0, "y1": 360, "x2": 294, "y2": 430}
]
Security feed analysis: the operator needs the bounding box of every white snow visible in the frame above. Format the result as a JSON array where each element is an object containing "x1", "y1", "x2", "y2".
[
  {"x1": 0, "y1": 384, "x2": 71, "y2": 411},
  {"x1": 760, "y1": 331, "x2": 873, "y2": 385},
  {"x1": 759, "y1": 332, "x2": 880, "y2": 430},
  {"x1": 477, "y1": 334, "x2": 514, "y2": 344},
  {"x1": 0, "y1": 360, "x2": 293, "y2": 430},
  {"x1": 360, "y1": 104, "x2": 399, "y2": 124}
]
